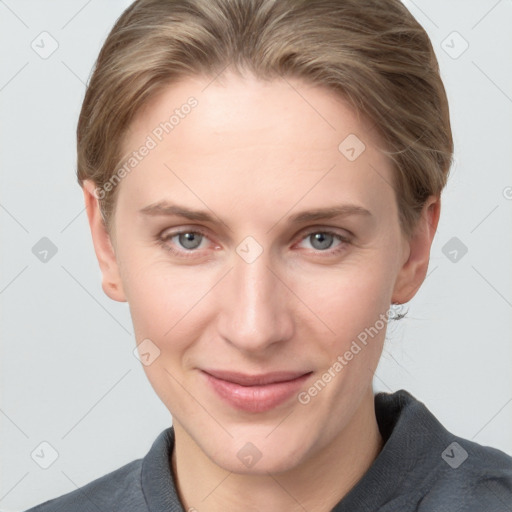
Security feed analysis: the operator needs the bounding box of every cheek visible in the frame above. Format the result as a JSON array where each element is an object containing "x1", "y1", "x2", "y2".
[
  {"x1": 295, "y1": 258, "x2": 395, "y2": 339},
  {"x1": 125, "y1": 264, "x2": 211, "y2": 413},
  {"x1": 123, "y1": 258, "x2": 216, "y2": 347}
]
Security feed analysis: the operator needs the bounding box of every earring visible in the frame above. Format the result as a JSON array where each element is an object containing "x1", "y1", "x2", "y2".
[{"x1": 388, "y1": 302, "x2": 407, "y2": 320}]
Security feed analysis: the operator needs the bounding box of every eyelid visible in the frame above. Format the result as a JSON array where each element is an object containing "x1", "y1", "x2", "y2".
[
  {"x1": 160, "y1": 226, "x2": 211, "y2": 239},
  {"x1": 297, "y1": 225, "x2": 352, "y2": 241}
]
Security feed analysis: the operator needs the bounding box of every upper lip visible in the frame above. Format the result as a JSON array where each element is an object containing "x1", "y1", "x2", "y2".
[{"x1": 202, "y1": 369, "x2": 312, "y2": 386}]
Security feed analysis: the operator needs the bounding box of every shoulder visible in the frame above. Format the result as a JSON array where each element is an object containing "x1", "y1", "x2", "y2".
[
  {"x1": 378, "y1": 389, "x2": 512, "y2": 511},
  {"x1": 417, "y1": 437, "x2": 512, "y2": 511},
  {"x1": 24, "y1": 457, "x2": 146, "y2": 512}
]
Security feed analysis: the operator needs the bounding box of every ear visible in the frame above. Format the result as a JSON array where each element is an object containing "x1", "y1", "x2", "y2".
[
  {"x1": 82, "y1": 180, "x2": 127, "y2": 302},
  {"x1": 391, "y1": 195, "x2": 441, "y2": 304}
]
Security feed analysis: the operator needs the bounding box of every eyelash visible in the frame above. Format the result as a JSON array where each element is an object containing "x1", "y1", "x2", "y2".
[{"x1": 157, "y1": 227, "x2": 351, "y2": 259}]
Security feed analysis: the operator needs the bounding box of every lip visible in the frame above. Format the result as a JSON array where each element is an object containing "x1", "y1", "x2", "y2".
[{"x1": 201, "y1": 369, "x2": 312, "y2": 413}]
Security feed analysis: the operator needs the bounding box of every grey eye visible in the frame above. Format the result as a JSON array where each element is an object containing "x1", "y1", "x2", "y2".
[
  {"x1": 177, "y1": 232, "x2": 203, "y2": 250},
  {"x1": 308, "y1": 232, "x2": 336, "y2": 250}
]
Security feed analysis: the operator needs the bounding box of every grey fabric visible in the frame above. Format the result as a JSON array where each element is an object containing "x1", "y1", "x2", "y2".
[{"x1": 25, "y1": 389, "x2": 512, "y2": 511}]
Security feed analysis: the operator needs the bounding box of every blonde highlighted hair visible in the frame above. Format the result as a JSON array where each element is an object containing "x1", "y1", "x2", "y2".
[{"x1": 77, "y1": 0, "x2": 453, "y2": 238}]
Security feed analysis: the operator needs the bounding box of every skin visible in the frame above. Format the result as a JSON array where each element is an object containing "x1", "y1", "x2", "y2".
[{"x1": 83, "y1": 70, "x2": 440, "y2": 511}]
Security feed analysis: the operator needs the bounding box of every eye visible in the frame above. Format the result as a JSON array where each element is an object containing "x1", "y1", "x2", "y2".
[
  {"x1": 157, "y1": 227, "x2": 351, "y2": 259},
  {"x1": 158, "y1": 229, "x2": 211, "y2": 257},
  {"x1": 173, "y1": 231, "x2": 205, "y2": 250},
  {"x1": 296, "y1": 229, "x2": 350, "y2": 254}
]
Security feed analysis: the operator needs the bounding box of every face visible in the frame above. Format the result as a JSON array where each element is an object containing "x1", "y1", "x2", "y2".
[{"x1": 84, "y1": 71, "x2": 438, "y2": 474}]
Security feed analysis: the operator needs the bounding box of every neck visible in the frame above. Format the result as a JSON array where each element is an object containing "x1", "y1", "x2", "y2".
[{"x1": 171, "y1": 387, "x2": 383, "y2": 512}]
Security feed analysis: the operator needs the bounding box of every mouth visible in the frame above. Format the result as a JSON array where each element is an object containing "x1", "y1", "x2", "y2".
[{"x1": 201, "y1": 369, "x2": 313, "y2": 413}]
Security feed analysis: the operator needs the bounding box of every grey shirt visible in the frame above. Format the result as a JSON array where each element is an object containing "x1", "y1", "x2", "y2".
[{"x1": 25, "y1": 389, "x2": 512, "y2": 511}]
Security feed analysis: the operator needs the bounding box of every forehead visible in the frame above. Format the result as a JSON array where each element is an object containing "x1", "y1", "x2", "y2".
[
  {"x1": 116, "y1": 71, "x2": 396, "y2": 220},
  {"x1": 125, "y1": 71, "x2": 382, "y2": 155}
]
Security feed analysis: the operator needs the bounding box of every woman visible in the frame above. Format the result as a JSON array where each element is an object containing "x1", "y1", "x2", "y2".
[{"x1": 26, "y1": 0, "x2": 512, "y2": 510}]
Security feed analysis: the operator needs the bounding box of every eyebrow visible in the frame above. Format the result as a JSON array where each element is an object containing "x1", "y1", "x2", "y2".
[{"x1": 139, "y1": 201, "x2": 372, "y2": 224}]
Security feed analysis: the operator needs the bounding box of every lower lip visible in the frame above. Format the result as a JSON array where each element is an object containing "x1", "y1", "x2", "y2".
[{"x1": 203, "y1": 372, "x2": 311, "y2": 413}]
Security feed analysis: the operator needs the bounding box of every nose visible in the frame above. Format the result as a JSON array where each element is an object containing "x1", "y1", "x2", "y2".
[{"x1": 216, "y1": 244, "x2": 294, "y2": 355}]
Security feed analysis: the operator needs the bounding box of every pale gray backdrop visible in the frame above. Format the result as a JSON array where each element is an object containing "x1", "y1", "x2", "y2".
[{"x1": 1, "y1": 0, "x2": 511, "y2": 510}]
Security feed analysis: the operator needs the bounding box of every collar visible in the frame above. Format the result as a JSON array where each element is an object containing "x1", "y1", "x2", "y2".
[{"x1": 140, "y1": 389, "x2": 451, "y2": 511}]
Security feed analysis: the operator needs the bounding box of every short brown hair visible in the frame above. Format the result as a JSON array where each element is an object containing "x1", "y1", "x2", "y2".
[{"x1": 77, "y1": 0, "x2": 453, "y2": 239}]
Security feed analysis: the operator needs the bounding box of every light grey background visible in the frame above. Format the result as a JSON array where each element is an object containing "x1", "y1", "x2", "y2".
[{"x1": 1, "y1": 1, "x2": 511, "y2": 510}]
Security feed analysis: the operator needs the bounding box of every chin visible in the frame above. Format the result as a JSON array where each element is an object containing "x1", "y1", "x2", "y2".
[
  {"x1": 216, "y1": 446, "x2": 306, "y2": 476},
  {"x1": 199, "y1": 425, "x2": 314, "y2": 476}
]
